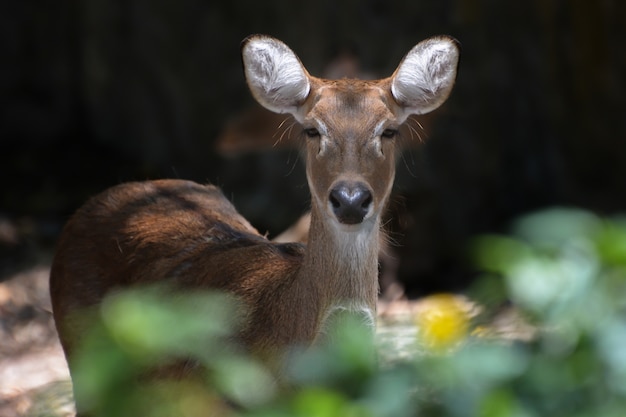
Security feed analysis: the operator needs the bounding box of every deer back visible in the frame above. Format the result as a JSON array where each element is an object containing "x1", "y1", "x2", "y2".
[{"x1": 50, "y1": 179, "x2": 318, "y2": 363}]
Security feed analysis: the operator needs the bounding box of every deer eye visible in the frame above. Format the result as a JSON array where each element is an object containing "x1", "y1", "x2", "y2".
[
  {"x1": 381, "y1": 128, "x2": 398, "y2": 139},
  {"x1": 304, "y1": 128, "x2": 320, "y2": 138}
]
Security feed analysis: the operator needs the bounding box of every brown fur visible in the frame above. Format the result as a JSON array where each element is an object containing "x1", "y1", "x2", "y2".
[{"x1": 50, "y1": 180, "x2": 322, "y2": 364}]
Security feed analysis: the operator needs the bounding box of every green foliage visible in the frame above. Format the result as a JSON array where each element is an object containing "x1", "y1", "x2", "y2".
[
  {"x1": 70, "y1": 208, "x2": 626, "y2": 417},
  {"x1": 467, "y1": 208, "x2": 626, "y2": 417},
  {"x1": 70, "y1": 287, "x2": 276, "y2": 416}
]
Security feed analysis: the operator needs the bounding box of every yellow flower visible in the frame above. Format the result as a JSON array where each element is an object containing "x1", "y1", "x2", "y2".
[{"x1": 415, "y1": 294, "x2": 471, "y2": 351}]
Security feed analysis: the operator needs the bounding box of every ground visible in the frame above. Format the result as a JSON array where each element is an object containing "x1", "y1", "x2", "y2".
[{"x1": 0, "y1": 265, "x2": 73, "y2": 417}]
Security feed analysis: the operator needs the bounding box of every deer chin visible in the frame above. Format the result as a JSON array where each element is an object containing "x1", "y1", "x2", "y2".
[{"x1": 328, "y1": 212, "x2": 378, "y2": 236}]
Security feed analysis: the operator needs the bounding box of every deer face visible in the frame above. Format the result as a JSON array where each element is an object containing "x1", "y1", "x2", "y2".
[
  {"x1": 241, "y1": 35, "x2": 459, "y2": 229},
  {"x1": 299, "y1": 81, "x2": 398, "y2": 228}
]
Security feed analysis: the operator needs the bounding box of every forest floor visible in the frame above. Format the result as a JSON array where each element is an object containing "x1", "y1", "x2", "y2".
[{"x1": 0, "y1": 265, "x2": 73, "y2": 417}]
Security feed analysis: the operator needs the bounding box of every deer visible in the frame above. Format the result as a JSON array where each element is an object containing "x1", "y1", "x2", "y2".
[
  {"x1": 50, "y1": 34, "x2": 459, "y2": 407},
  {"x1": 216, "y1": 51, "x2": 443, "y2": 304}
]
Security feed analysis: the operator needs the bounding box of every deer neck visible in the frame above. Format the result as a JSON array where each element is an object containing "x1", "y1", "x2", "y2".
[{"x1": 299, "y1": 204, "x2": 380, "y2": 324}]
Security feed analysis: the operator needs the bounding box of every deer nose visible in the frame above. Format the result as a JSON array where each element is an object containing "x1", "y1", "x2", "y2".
[{"x1": 329, "y1": 182, "x2": 373, "y2": 225}]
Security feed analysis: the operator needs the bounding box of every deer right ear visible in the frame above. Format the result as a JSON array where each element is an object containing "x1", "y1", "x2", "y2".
[
  {"x1": 391, "y1": 36, "x2": 460, "y2": 118},
  {"x1": 242, "y1": 35, "x2": 311, "y2": 119}
]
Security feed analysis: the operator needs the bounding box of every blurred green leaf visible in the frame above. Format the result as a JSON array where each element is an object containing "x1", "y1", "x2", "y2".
[
  {"x1": 512, "y1": 208, "x2": 601, "y2": 250},
  {"x1": 595, "y1": 218, "x2": 626, "y2": 267},
  {"x1": 287, "y1": 310, "x2": 376, "y2": 391},
  {"x1": 66, "y1": 208, "x2": 626, "y2": 417},
  {"x1": 291, "y1": 388, "x2": 369, "y2": 417},
  {"x1": 101, "y1": 287, "x2": 239, "y2": 360},
  {"x1": 472, "y1": 235, "x2": 532, "y2": 274},
  {"x1": 479, "y1": 389, "x2": 533, "y2": 417},
  {"x1": 360, "y1": 367, "x2": 416, "y2": 417},
  {"x1": 212, "y1": 355, "x2": 276, "y2": 407}
]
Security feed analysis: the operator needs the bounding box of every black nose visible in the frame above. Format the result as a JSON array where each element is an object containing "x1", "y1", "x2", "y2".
[{"x1": 329, "y1": 182, "x2": 373, "y2": 225}]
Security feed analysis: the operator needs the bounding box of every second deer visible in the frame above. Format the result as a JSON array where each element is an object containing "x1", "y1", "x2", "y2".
[{"x1": 50, "y1": 34, "x2": 460, "y2": 395}]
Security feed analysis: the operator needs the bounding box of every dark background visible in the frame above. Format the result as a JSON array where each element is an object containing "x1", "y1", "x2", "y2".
[{"x1": 1, "y1": 1, "x2": 624, "y2": 295}]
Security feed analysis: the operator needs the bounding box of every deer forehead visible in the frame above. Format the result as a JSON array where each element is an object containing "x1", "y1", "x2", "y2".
[{"x1": 305, "y1": 81, "x2": 398, "y2": 140}]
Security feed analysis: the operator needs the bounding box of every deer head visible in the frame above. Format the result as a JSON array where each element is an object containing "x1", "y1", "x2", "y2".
[{"x1": 241, "y1": 35, "x2": 459, "y2": 232}]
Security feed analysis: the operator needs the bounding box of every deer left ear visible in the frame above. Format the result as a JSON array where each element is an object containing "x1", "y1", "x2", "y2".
[{"x1": 391, "y1": 36, "x2": 460, "y2": 117}]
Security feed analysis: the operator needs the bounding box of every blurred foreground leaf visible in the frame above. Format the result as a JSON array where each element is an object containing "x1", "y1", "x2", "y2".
[{"x1": 65, "y1": 208, "x2": 626, "y2": 417}]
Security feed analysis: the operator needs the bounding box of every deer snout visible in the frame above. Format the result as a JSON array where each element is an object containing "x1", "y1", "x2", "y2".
[{"x1": 329, "y1": 182, "x2": 373, "y2": 225}]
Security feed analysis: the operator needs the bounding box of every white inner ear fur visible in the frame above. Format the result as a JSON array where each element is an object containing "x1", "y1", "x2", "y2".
[
  {"x1": 391, "y1": 36, "x2": 459, "y2": 118},
  {"x1": 242, "y1": 36, "x2": 310, "y2": 118}
]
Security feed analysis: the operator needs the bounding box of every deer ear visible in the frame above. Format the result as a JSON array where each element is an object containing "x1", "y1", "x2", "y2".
[
  {"x1": 391, "y1": 36, "x2": 460, "y2": 116},
  {"x1": 242, "y1": 35, "x2": 311, "y2": 118}
]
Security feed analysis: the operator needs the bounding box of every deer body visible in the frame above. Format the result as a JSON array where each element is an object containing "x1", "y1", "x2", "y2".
[{"x1": 50, "y1": 35, "x2": 459, "y2": 390}]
